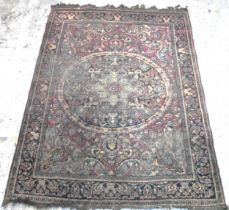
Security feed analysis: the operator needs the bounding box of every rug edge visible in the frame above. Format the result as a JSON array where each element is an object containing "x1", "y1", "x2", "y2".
[
  {"x1": 184, "y1": 11, "x2": 227, "y2": 206},
  {"x1": 50, "y1": 3, "x2": 188, "y2": 12},
  {"x1": 2, "y1": 197, "x2": 229, "y2": 210},
  {"x1": 2, "y1": 6, "x2": 56, "y2": 208}
]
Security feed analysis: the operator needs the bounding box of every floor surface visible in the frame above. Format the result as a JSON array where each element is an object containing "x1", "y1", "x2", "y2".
[{"x1": 0, "y1": 0, "x2": 229, "y2": 209}]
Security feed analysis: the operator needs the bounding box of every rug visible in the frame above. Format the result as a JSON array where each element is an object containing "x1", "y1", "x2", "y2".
[{"x1": 3, "y1": 4, "x2": 227, "y2": 210}]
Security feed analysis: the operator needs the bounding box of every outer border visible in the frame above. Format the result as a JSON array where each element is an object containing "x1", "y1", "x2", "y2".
[
  {"x1": 185, "y1": 10, "x2": 226, "y2": 206},
  {"x1": 2, "y1": 7, "x2": 56, "y2": 206}
]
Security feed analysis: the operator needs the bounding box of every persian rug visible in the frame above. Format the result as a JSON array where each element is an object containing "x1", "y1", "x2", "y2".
[{"x1": 3, "y1": 4, "x2": 227, "y2": 210}]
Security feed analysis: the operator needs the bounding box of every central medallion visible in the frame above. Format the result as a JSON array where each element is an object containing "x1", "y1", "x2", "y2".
[{"x1": 58, "y1": 52, "x2": 172, "y2": 132}]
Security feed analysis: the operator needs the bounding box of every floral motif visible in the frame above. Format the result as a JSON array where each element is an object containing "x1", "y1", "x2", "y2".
[{"x1": 60, "y1": 52, "x2": 170, "y2": 130}]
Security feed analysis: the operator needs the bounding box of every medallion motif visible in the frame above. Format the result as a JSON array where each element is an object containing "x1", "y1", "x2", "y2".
[{"x1": 59, "y1": 52, "x2": 171, "y2": 131}]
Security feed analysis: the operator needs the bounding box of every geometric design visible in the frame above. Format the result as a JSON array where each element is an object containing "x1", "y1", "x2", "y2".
[
  {"x1": 59, "y1": 52, "x2": 172, "y2": 131},
  {"x1": 36, "y1": 22, "x2": 193, "y2": 181}
]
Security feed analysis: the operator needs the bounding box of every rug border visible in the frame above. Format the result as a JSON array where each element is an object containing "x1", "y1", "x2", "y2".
[
  {"x1": 2, "y1": 4, "x2": 227, "y2": 210},
  {"x1": 185, "y1": 10, "x2": 226, "y2": 205},
  {"x1": 2, "y1": 6, "x2": 56, "y2": 207}
]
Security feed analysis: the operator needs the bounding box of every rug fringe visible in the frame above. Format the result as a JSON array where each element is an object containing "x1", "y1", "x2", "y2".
[
  {"x1": 51, "y1": 3, "x2": 188, "y2": 12},
  {"x1": 2, "y1": 197, "x2": 228, "y2": 210}
]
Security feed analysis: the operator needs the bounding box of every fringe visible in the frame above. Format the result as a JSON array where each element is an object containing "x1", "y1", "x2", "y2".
[
  {"x1": 50, "y1": 4, "x2": 188, "y2": 12},
  {"x1": 2, "y1": 197, "x2": 229, "y2": 210}
]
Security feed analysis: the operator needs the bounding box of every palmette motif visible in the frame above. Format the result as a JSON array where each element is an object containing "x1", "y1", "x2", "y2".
[{"x1": 4, "y1": 4, "x2": 227, "y2": 209}]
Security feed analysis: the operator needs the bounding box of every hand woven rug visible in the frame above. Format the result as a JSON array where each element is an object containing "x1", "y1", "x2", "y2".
[{"x1": 3, "y1": 4, "x2": 227, "y2": 210}]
